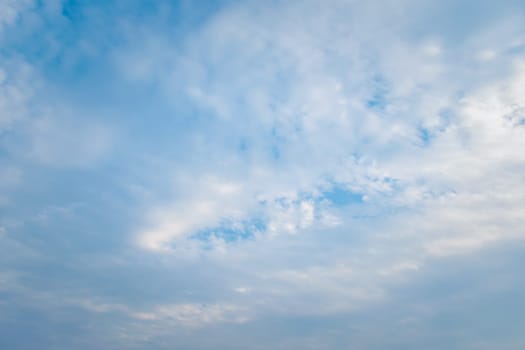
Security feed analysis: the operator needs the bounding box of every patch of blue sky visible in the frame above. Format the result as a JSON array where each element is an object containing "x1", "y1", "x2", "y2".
[
  {"x1": 191, "y1": 218, "x2": 266, "y2": 243},
  {"x1": 269, "y1": 125, "x2": 288, "y2": 161},
  {"x1": 416, "y1": 108, "x2": 456, "y2": 147},
  {"x1": 418, "y1": 126, "x2": 433, "y2": 146},
  {"x1": 507, "y1": 42, "x2": 525, "y2": 56},
  {"x1": 271, "y1": 144, "x2": 281, "y2": 160},
  {"x1": 322, "y1": 186, "x2": 364, "y2": 206},
  {"x1": 366, "y1": 75, "x2": 389, "y2": 110},
  {"x1": 238, "y1": 138, "x2": 248, "y2": 152},
  {"x1": 366, "y1": 93, "x2": 387, "y2": 109},
  {"x1": 318, "y1": 179, "x2": 420, "y2": 221}
]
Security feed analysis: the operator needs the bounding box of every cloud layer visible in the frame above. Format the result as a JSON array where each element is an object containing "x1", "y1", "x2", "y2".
[{"x1": 1, "y1": 1, "x2": 524, "y2": 349}]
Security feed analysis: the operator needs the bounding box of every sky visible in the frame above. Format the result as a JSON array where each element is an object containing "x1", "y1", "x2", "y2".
[{"x1": 1, "y1": 0, "x2": 525, "y2": 349}]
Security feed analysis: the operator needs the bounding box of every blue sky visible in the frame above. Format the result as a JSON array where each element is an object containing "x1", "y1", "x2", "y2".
[{"x1": 1, "y1": 0, "x2": 525, "y2": 349}]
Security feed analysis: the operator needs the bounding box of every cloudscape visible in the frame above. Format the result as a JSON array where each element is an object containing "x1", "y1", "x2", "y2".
[{"x1": 1, "y1": 1, "x2": 524, "y2": 349}]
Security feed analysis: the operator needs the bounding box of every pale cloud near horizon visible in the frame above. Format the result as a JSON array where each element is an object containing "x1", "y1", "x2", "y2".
[{"x1": 0, "y1": 1, "x2": 524, "y2": 349}]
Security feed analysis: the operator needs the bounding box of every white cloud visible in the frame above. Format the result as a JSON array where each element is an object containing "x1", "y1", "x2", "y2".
[
  {"x1": 68, "y1": 297, "x2": 252, "y2": 328},
  {"x1": 113, "y1": 2, "x2": 525, "y2": 331},
  {"x1": 131, "y1": 303, "x2": 251, "y2": 327},
  {"x1": 130, "y1": 0, "x2": 525, "y2": 257}
]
